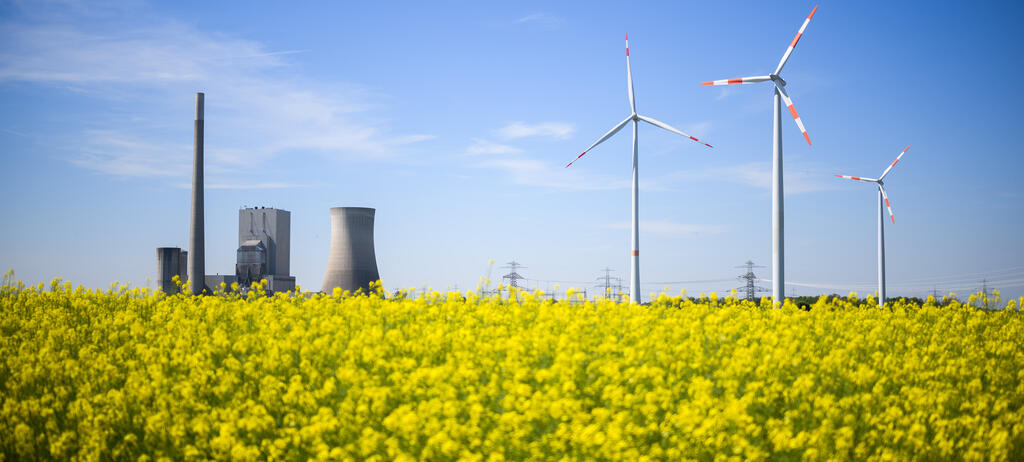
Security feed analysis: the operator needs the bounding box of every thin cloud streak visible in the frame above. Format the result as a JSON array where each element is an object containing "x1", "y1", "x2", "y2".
[
  {"x1": 173, "y1": 181, "x2": 312, "y2": 190},
  {"x1": 667, "y1": 161, "x2": 838, "y2": 195},
  {"x1": 604, "y1": 221, "x2": 728, "y2": 237},
  {"x1": 513, "y1": 13, "x2": 563, "y2": 28},
  {"x1": 466, "y1": 138, "x2": 522, "y2": 156},
  {"x1": 478, "y1": 157, "x2": 629, "y2": 191},
  {"x1": 497, "y1": 122, "x2": 574, "y2": 140}
]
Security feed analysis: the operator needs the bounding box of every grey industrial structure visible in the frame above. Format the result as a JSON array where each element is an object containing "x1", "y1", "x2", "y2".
[
  {"x1": 155, "y1": 92, "x2": 379, "y2": 295},
  {"x1": 235, "y1": 207, "x2": 295, "y2": 291},
  {"x1": 155, "y1": 248, "x2": 188, "y2": 294},
  {"x1": 321, "y1": 207, "x2": 380, "y2": 294}
]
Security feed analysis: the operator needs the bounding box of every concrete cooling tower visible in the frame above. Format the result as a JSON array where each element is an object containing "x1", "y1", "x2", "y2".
[{"x1": 321, "y1": 207, "x2": 380, "y2": 293}]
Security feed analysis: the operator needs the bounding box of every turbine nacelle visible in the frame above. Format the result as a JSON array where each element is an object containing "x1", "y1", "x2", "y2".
[{"x1": 770, "y1": 74, "x2": 786, "y2": 87}]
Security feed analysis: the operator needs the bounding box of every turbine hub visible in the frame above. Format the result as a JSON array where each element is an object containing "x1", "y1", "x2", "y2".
[
  {"x1": 770, "y1": 74, "x2": 787, "y2": 86},
  {"x1": 631, "y1": 113, "x2": 639, "y2": 121}
]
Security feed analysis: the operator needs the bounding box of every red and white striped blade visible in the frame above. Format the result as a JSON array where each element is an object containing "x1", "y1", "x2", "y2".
[
  {"x1": 834, "y1": 174, "x2": 877, "y2": 182},
  {"x1": 879, "y1": 145, "x2": 910, "y2": 180},
  {"x1": 626, "y1": 34, "x2": 636, "y2": 114},
  {"x1": 566, "y1": 115, "x2": 633, "y2": 168},
  {"x1": 774, "y1": 5, "x2": 818, "y2": 75},
  {"x1": 879, "y1": 184, "x2": 895, "y2": 224},
  {"x1": 700, "y1": 76, "x2": 771, "y2": 86},
  {"x1": 774, "y1": 82, "x2": 810, "y2": 145},
  {"x1": 637, "y1": 115, "x2": 713, "y2": 148}
]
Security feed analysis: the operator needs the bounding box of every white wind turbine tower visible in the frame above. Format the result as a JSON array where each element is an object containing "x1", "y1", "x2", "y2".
[
  {"x1": 701, "y1": 5, "x2": 817, "y2": 307},
  {"x1": 566, "y1": 34, "x2": 713, "y2": 304},
  {"x1": 835, "y1": 145, "x2": 910, "y2": 308}
]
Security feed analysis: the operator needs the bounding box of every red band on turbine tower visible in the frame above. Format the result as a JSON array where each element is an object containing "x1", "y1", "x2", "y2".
[{"x1": 631, "y1": 250, "x2": 639, "y2": 256}]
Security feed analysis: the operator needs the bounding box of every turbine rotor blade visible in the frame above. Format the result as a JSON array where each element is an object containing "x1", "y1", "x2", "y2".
[
  {"x1": 834, "y1": 174, "x2": 877, "y2": 182},
  {"x1": 637, "y1": 115, "x2": 713, "y2": 148},
  {"x1": 879, "y1": 145, "x2": 910, "y2": 180},
  {"x1": 774, "y1": 82, "x2": 811, "y2": 145},
  {"x1": 774, "y1": 5, "x2": 818, "y2": 75},
  {"x1": 700, "y1": 76, "x2": 771, "y2": 86},
  {"x1": 566, "y1": 115, "x2": 633, "y2": 167},
  {"x1": 879, "y1": 184, "x2": 895, "y2": 224},
  {"x1": 626, "y1": 34, "x2": 636, "y2": 114}
]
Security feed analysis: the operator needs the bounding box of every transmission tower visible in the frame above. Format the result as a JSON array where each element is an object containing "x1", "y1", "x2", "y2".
[
  {"x1": 501, "y1": 260, "x2": 527, "y2": 289},
  {"x1": 595, "y1": 267, "x2": 622, "y2": 299},
  {"x1": 735, "y1": 260, "x2": 769, "y2": 301}
]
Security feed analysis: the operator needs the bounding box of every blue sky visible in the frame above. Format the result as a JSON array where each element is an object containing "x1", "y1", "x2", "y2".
[{"x1": 1, "y1": 0, "x2": 1022, "y2": 302}]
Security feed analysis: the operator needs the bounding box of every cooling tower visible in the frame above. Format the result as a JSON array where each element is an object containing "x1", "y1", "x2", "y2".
[
  {"x1": 156, "y1": 247, "x2": 183, "y2": 294},
  {"x1": 321, "y1": 207, "x2": 380, "y2": 293},
  {"x1": 188, "y1": 92, "x2": 207, "y2": 295}
]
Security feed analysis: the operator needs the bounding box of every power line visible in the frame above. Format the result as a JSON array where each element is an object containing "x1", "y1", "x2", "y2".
[
  {"x1": 643, "y1": 278, "x2": 735, "y2": 285},
  {"x1": 889, "y1": 264, "x2": 1024, "y2": 284},
  {"x1": 763, "y1": 276, "x2": 1024, "y2": 293}
]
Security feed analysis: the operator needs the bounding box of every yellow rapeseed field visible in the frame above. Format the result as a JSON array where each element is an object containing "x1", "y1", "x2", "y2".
[{"x1": 1, "y1": 276, "x2": 1022, "y2": 461}]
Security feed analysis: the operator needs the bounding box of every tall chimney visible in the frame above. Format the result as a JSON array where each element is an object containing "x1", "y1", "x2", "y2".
[{"x1": 189, "y1": 92, "x2": 207, "y2": 295}]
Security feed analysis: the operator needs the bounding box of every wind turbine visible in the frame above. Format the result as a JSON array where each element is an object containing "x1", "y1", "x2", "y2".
[
  {"x1": 566, "y1": 35, "x2": 713, "y2": 304},
  {"x1": 701, "y1": 5, "x2": 817, "y2": 307},
  {"x1": 835, "y1": 145, "x2": 910, "y2": 308}
]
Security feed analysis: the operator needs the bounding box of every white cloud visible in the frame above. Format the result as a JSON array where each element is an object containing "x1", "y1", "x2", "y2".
[
  {"x1": 0, "y1": 9, "x2": 433, "y2": 180},
  {"x1": 497, "y1": 122, "x2": 574, "y2": 140},
  {"x1": 72, "y1": 130, "x2": 184, "y2": 177},
  {"x1": 604, "y1": 221, "x2": 728, "y2": 237},
  {"x1": 478, "y1": 157, "x2": 628, "y2": 191},
  {"x1": 466, "y1": 138, "x2": 522, "y2": 156},
  {"x1": 716, "y1": 162, "x2": 837, "y2": 195},
  {"x1": 514, "y1": 13, "x2": 563, "y2": 28},
  {"x1": 174, "y1": 181, "x2": 311, "y2": 190},
  {"x1": 667, "y1": 161, "x2": 837, "y2": 195}
]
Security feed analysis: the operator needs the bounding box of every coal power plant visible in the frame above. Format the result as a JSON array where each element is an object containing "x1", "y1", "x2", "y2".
[
  {"x1": 154, "y1": 92, "x2": 381, "y2": 294},
  {"x1": 322, "y1": 207, "x2": 380, "y2": 294}
]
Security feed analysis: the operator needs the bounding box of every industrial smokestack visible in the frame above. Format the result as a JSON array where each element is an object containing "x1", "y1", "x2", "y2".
[
  {"x1": 321, "y1": 207, "x2": 381, "y2": 294},
  {"x1": 188, "y1": 92, "x2": 207, "y2": 295}
]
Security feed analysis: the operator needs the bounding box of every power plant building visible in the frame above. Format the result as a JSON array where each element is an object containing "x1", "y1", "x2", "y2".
[{"x1": 236, "y1": 207, "x2": 295, "y2": 292}]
